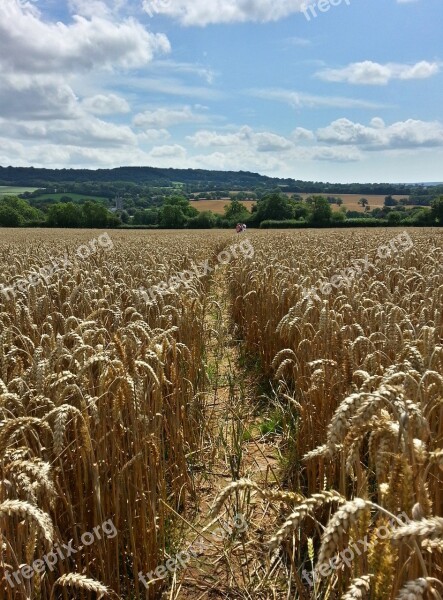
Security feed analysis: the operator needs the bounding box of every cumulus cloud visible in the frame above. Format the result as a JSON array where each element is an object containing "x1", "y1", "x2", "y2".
[
  {"x1": 133, "y1": 106, "x2": 208, "y2": 129},
  {"x1": 82, "y1": 94, "x2": 131, "y2": 115},
  {"x1": 0, "y1": 115, "x2": 138, "y2": 148},
  {"x1": 142, "y1": 0, "x2": 306, "y2": 26},
  {"x1": 149, "y1": 144, "x2": 187, "y2": 158},
  {"x1": 292, "y1": 127, "x2": 316, "y2": 142},
  {"x1": 187, "y1": 125, "x2": 362, "y2": 164},
  {"x1": 0, "y1": 1, "x2": 175, "y2": 163},
  {"x1": 316, "y1": 60, "x2": 440, "y2": 85},
  {"x1": 0, "y1": 73, "x2": 80, "y2": 120},
  {"x1": 316, "y1": 118, "x2": 443, "y2": 149},
  {"x1": 0, "y1": 0, "x2": 170, "y2": 74},
  {"x1": 187, "y1": 126, "x2": 293, "y2": 152}
]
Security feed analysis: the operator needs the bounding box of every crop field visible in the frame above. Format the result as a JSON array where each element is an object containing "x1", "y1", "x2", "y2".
[
  {"x1": 0, "y1": 187, "x2": 39, "y2": 196},
  {"x1": 0, "y1": 228, "x2": 442, "y2": 600},
  {"x1": 190, "y1": 194, "x2": 409, "y2": 215},
  {"x1": 297, "y1": 193, "x2": 408, "y2": 211},
  {"x1": 190, "y1": 199, "x2": 256, "y2": 214}
]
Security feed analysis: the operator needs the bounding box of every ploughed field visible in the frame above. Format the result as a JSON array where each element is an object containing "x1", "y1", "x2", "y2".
[{"x1": 0, "y1": 228, "x2": 441, "y2": 600}]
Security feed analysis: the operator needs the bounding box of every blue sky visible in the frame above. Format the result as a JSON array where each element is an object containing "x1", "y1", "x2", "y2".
[{"x1": 0, "y1": 0, "x2": 441, "y2": 182}]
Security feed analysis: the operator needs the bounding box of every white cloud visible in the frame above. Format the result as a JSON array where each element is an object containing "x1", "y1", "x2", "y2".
[
  {"x1": 316, "y1": 60, "x2": 440, "y2": 85},
  {"x1": 316, "y1": 118, "x2": 443, "y2": 149},
  {"x1": 142, "y1": 0, "x2": 307, "y2": 26},
  {"x1": 0, "y1": 115, "x2": 138, "y2": 148},
  {"x1": 82, "y1": 94, "x2": 131, "y2": 115},
  {"x1": 250, "y1": 88, "x2": 387, "y2": 109},
  {"x1": 292, "y1": 127, "x2": 316, "y2": 142},
  {"x1": 137, "y1": 129, "x2": 171, "y2": 143},
  {"x1": 0, "y1": 73, "x2": 80, "y2": 120},
  {"x1": 0, "y1": 0, "x2": 170, "y2": 75},
  {"x1": 149, "y1": 144, "x2": 187, "y2": 158},
  {"x1": 187, "y1": 126, "x2": 293, "y2": 152},
  {"x1": 133, "y1": 106, "x2": 208, "y2": 129},
  {"x1": 187, "y1": 125, "x2": 362, "y2": 165},
  {"x1": 68, "y1": 0, "x2": 128, "y2": 18}
]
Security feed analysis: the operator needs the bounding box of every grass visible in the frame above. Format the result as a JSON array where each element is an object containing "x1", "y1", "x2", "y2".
[{"x1": 0, "y1": 186, "x2": 39, "y2": 196}]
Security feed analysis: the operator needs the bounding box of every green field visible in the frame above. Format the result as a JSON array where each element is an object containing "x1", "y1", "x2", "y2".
[
  {"x1": 0, "y1": 186, "x2": 39, "y2": 196},
  {"x1": 31, "y1": 192, "x2": 108, "y2": 203}
]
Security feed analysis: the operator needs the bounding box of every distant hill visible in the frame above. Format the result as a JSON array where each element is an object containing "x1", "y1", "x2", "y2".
[
  {"x1": 0, "y1": 166, "x2": 288, "y2": 189},
  {"x1": 0, "y1": 165, "x2": 421, "y2": 195}
]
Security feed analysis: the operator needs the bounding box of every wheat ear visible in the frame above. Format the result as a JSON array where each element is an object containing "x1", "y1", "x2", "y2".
[
  {"x1": 391, "y1": 517, "x2": 443, "y2": 544},
  {"x1": 268, "y1": 490, "x2": 344, "y2": 549},
  {"x1": 51, "y1": 573, "x2": 109, "y2": 599},
  {"x1": 342, "y1": 575, "x2": 372, "y2": 599},
  {"x1": 317, "y1": 499, "x2": 370, "y2": 571},
  {"x1": 0, "y1": 500, "x2": 54, "y2": 544}
]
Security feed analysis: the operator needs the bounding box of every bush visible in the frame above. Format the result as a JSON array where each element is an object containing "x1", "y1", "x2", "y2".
[
  {"x1": 387, "y1": 212, "x2": 404, "y2": 225},
  {"x1": 188, "y1": 211, "x2": 216, "y2": 229},
  {"x1": 331, "y1": 211, "x2": 346, "y2": 223},
  {"x1": 0, "y1": 206, "x2": 21, "y2": 227},
  {"x1": 0, "y1": 195, "x2": 44, "y2": 225}
]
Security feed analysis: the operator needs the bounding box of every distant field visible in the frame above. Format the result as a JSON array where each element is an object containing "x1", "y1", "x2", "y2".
[
  {"x1": 0, "y1": 186, "x2": 39, "y2": 196},
  {"x1": 31, "y1": 192, "x2": 108, "y2": 203},
  {"x1": 191, "y1": 194, "x2": 409, "y2": 215},
  {"x1": 190, "y1": 199, "x2": 255, "y2": 214},
  {"x1": 297, "y1": 193, "x2": 409, "y2": 212}
]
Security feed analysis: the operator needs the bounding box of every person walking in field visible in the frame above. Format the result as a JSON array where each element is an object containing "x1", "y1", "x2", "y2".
[{"x1": 236, "y1": 223, "x2": 242, "y2": 233}]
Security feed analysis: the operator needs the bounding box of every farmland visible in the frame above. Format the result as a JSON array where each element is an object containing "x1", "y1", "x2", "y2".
[
  {"x1": 0, "y1": 228, "x2": 442, "y2": 600},
  {"x1": 190, "y1": 194, "x2": 409, "y2": 215},
  {"x1": 190, "y1": 199, "x2": 256, "y2": 214},
  {"x1": 0, "y1": 186, "x2": 39, "y2": 196}
]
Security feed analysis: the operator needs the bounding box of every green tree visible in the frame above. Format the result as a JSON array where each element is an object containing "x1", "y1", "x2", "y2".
[
  {"x1": 309, "y1": 196, "x2": 332, "y2": 226},
  {"x1": 331, "y1": 211, "x2": 346, "y2": 224},
  {"x1": 431, "y1": 196, "x2": 443, "y2": 225},
  {"x1": 292, "y1": 202, "x2": 310, "y2": 220},
  {"x1": 164, "y1": 195, "x2": 198, "y2": 218},
  {"x1": 384, "y1": 195, "x2": 398, "y2": 207},
  {"x1": 256, "y1": 192, "x2": 293, "y2": 223},
  {"x1": 0, "y1": 206, "x2": 21, "y2": 227},
  {"x1": 133, "y1": 209, "x2": 159, "y2": 226},
  {"x1": 82, "y1": 201, "x2": 117, "y2": 228},
  {"x1": 358, "y1": 198, "x2": 368, "y2": 208},
  {"x1": 47, "y1": 203, "x2": 84, "y2": 227},
  {"x1": 160, "y1": 204, "x2": 187, "y2": 228},
  {"x1": 118, "y1": 210, "x2": 130, "y2": 224},
  {"x1": 224, "y1": 199, "x2": 250, "y2": 224},
  {"x1": 387, "y1": 211, "x2": 403, "y2": 225},
  {"x1": 0, "y1": 196, "x2": 43, "y2": 225},
  {"x1": 188, "y1": 211, "x2": 216, "y2": 229}
]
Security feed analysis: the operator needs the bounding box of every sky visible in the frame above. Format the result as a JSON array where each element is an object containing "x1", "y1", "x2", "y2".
[{"x1": 0, "y1": 0, "x2": 441, "y2": 183}]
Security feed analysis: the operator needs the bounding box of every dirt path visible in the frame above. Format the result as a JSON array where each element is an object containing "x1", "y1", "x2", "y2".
[{"x1": 165, "y1": 261, "x2": 281, "y2": 600}]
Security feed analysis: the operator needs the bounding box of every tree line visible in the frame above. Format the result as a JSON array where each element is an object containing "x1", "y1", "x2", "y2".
[{"x1": 1, "y1": 192, "x2": 442, "y2": 229}]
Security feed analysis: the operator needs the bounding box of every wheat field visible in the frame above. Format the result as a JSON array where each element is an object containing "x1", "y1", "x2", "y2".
[{"x1": 0, "y1": 228, "x2": 442, "y2": 599}]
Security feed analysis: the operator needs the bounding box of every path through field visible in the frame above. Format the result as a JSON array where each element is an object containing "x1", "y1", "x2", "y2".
[{"x1": 168, "y1": 251, "x2": 281, "y2": 600}]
